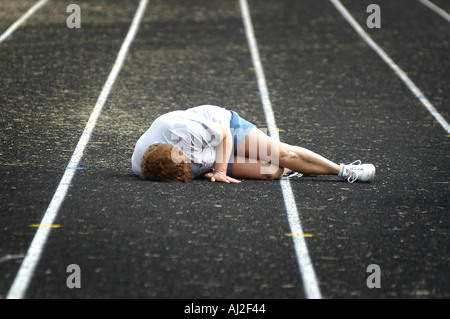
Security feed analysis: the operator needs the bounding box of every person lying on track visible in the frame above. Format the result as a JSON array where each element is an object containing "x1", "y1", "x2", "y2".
[{"x1": 131, "y1": 105, "x2": 375, "y2": 184}]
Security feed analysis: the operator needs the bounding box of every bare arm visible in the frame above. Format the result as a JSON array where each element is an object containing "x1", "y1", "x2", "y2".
[{"x1": 209, "y1": 125, "x2": 241, "y2": 184}]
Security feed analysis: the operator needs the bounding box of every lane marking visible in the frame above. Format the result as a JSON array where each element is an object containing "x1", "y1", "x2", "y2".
[
  {"x1": 418, "y1": 0, "x2": 450, "y2": 22},
  {"x1": 330, "y1": 0, "x2": 450, "y2": 135},
  {"x1": 29, "y1": 224, "x2": 61, "y2": 228},
  {"x1": 6, "y1": 0, "x2": 149, "y2": 299},
  {"x1": 0, "y1": 254, "x2": 25, "y2": 264},
  {"x1": 286, "y1": 233, "x2": 314, "y2": 238},
  {"x1": 0, "y1": 0, "x2": 50, "y2": 44},
  {"x1": 239, "y1": 0, "x2": 322, "y2": 299}
]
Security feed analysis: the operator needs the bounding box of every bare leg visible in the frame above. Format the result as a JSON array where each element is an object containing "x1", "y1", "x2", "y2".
[
  {"x1": 279, "y1": 144, "x2": 340, "y2": 175},
  {"x1": 239, "y1": 128, "x2": 340, "y2": 176},
  {"x1": 229, "y1": 155, "x2": 284, "y2": 179}
]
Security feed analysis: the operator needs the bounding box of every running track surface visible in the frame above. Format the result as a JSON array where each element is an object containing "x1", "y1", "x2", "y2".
[{"x1": 0, "y1": 0, "x2": 449, "y2": 299}]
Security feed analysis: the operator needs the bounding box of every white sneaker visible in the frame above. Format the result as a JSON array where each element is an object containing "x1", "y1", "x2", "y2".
[
  {"x1": 339, "y1": 160, "x2": 375, "y2": 183},
  {"x1": 282, "y1": 170, "x2": 303, "y2": 178}
]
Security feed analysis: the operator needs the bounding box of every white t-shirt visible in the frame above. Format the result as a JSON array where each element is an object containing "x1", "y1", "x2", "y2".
[{"x1": 131, "y1": 105, "x2": 232, "y2": 178}]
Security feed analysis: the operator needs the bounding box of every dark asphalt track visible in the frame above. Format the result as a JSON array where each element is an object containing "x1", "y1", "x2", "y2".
[{"x1": 0, "y1": 0, "x2": 449, "y2": 300}]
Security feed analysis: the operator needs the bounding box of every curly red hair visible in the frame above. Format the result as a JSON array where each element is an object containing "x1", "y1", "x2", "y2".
[{"x1": 141, "y1": 143, "x2": 192, "y2": 182}]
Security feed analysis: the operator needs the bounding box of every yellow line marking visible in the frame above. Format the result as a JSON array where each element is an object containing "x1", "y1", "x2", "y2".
[
  {"x1": 29, "y1": 224, "x2": 61, "y2": 228},
  {"x1": 285, "y1": 233, "x2": 313, "y2": 237}
]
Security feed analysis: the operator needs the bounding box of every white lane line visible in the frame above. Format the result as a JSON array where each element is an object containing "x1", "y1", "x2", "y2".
[
  {"x1": 0, "y1": 0, "x2": 50, "y2": 44},
  {"x1": 330, "y1": 0, "x2": 450, "y2": 135},
  {"x1": 418, "y1": 0, "x2": 450, "y2": 22},
  {"x1": 239, "y1": 0, "x2": 322, "y2": 299},
  {"x1": 6, "y1": 0, "x2": 149, "y2": 299}
]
